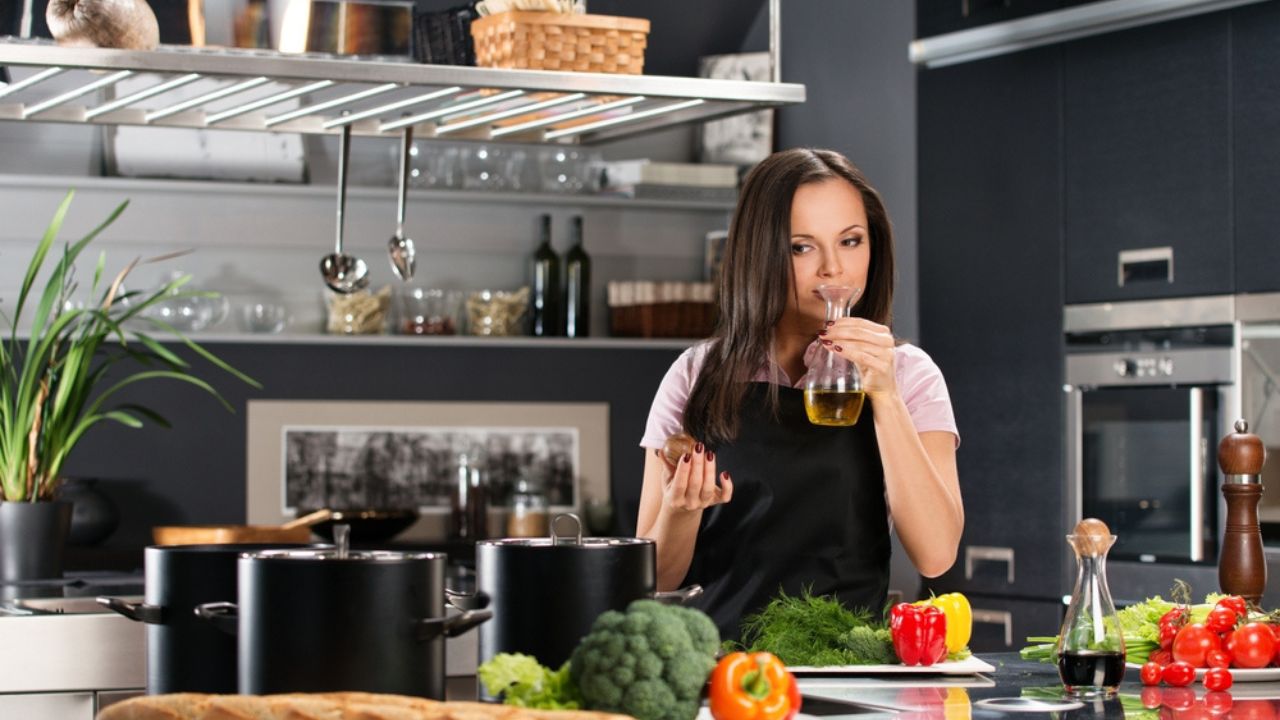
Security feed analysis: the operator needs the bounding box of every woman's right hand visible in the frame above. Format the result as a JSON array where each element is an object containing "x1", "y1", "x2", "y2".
[{"x1": 653, "y1": 443, "x2": 733, "y2": 512}]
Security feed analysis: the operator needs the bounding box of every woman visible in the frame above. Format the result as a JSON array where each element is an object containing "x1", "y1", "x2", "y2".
[{"x1": 636, "y1": 148, "x2": 963, "y2": 640}]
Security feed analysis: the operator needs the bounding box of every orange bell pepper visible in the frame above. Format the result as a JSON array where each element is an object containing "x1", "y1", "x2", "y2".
[{"x1": 709, "y1": 652, "x2": 799, "y2": 720}]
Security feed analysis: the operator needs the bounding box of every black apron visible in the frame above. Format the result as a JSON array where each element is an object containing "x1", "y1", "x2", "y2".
[{"x1": 683, "y1": 382, "x2": 890, "y2": 641}]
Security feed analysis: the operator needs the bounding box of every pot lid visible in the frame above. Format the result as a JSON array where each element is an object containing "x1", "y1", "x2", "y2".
[
  {"x1": 480, "y1": 512, "x2": 653, "y2": 549},
  {"x1": 243, "y1": 548, "x2": 443, "y2": 562}
]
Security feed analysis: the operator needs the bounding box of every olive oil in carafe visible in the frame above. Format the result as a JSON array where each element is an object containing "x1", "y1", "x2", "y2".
[{"x1": 804, "y1": 389, "x2": 865, "y2": 426}]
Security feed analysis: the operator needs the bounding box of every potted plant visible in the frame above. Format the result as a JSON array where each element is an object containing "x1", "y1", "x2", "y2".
[{"x1": 0, "y1": 191, "x2": 259, "y2": 581}]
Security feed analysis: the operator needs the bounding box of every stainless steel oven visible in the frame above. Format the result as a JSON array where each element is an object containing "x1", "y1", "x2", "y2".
[{"x1": 1063, "y1": 293, "x2": 1280, "y2": 603}]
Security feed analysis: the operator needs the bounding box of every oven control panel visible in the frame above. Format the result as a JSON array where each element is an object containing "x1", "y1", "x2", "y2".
[{"x1": 1114, "y1": 357, "x2": 1175, "y2": 379}]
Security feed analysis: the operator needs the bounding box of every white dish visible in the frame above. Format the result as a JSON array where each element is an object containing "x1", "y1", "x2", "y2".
[
  {"x1": 789, "y1": 656, "x2": 996, "y2": 676},
  {"x1": 1125, "y1": 662, "x2": 1280, "y2": 682}
]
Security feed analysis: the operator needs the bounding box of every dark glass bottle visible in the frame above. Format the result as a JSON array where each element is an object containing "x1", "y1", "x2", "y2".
[
  {"x1": 563, "y1": 215, "x2": 591, "y2": 338},
  {"x1": 530, "y1": 214, "x2": 560, "y2": 336}
]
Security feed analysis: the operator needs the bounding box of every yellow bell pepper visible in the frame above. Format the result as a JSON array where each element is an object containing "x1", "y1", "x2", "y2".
[
  {"x1": 916, "y1": 593, "x2": 972, "y2": 655},
  {"x1": 944, "y1": 688, "x2": 971, "y2": 720}
]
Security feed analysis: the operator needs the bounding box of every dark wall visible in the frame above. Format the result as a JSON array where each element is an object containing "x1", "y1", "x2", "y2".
[{"x1": 62, "y1": 341, "x2": 682, "y2": 559}]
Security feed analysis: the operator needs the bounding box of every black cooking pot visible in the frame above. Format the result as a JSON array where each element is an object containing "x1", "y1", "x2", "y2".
[
  {"x1": 195, "y1": 548, "x2": 489, "y2": 699},
  {"x1": 464, "y1": 513, "x2": 700, "y2": 677},
  {"x1": 96, "y1": 543, "x2": 324, "y2": 694}
]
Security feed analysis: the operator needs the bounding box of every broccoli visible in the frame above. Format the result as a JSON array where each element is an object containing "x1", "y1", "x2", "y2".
[
  {"x1": 838, "y1": 626, "x2": 896, "y2": 665},
  {"x1": 570, "y1": 600, "x2": 719, "y2": 720}
]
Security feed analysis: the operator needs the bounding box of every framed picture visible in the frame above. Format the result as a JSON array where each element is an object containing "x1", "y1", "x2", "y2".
[
  {"x1": 246, "y1": 400, "x2": 610, "y2": 536},
  {"x1": 697, "y1": 52, "x2": 774, "y2": 166}
]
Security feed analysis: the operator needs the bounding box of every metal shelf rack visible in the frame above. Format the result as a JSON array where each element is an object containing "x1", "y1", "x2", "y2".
[{"x1": 0, "y1": 39, "x2": 804, "y2": 144}]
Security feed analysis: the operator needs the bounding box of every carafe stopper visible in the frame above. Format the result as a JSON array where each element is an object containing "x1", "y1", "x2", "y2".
[{"x1": 1218, "y1": 419, "x2": 1267, "y2": 603}]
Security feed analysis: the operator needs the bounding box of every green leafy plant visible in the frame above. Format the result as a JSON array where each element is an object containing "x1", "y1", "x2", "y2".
[{"x1": 0, "y1": 191, "x2": 259, "y2": 502}]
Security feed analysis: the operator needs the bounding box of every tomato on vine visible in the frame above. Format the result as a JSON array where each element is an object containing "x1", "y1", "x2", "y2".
[{"x1": 1140, "y1": 661, "x2": 1164, "y2": 686}]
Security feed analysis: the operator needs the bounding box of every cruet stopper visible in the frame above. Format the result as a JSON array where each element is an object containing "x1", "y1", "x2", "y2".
[{"x1": 1219, "y1": 419, "x2": 1267, "y2": 603}]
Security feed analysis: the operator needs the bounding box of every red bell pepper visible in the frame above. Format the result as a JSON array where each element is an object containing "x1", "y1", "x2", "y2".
[{"x1": 890, "y1": 602, "x2": 948, "y2": 667}]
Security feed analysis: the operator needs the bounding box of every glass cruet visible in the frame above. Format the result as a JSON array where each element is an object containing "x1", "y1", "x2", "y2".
[
  {"x1": 804, "y1": 284, "x2": 865, "y2": 426},
  {"x1": 1056, "y1": 518, "x2": 1126, "y2": 698}
]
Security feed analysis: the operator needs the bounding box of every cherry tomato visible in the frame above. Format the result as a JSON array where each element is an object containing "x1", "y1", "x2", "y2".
[
  {"x1": 1151, "y1": 648, "x2": 1174, "y2": 666},
  {"x1": 1203, "y1": 691, "x2": 1234, "y2": 716},
  {"x1": 1141, "y1": 661, "x2": 1165, "y2": 685},
  {"x1": 1174, "y1": 624, "x2": 1221, "y2": 667},
  {"x1": 1203, "y1": 667, "x2": 1233, "y2": 692},
  {"x1": 1206, "y1": 649, "x2": 1231, "y2": 669},
  {"x1": 1141, "y1": 686, "x2": 1164, "y2": 709},
  {"x1": 1162, "y1": 686, "x2": 1196, "y2": 710},
  {"x1": 1161, "y1": 608, "x2": 1188, "y2": 649},
  {"x1": 1163, "y1": 661, "x2": 1196, "y2": 687},
  {"x1": 1231, "y1": 623, "x2": 1278, "y2": 669},
  {"x1": 1207, "y1": 606, "x2": 1240, "y2": 634},
  {"x1": 1217, "y1": 596, "x2": 1248, "y2": 617}
]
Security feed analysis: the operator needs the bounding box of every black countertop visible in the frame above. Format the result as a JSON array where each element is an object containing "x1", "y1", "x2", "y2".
[{"x1": 793, "y1": 653, "x2": 1280, "y2": 718}]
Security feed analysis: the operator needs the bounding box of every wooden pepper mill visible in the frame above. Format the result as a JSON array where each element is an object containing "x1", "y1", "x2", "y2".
[{"x1": 1218, "y1": 419, "x2": 1267, "y2": 603}]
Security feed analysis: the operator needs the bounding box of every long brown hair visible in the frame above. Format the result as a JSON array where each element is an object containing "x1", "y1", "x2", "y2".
[{"x1": 684, "y1": 148, "x2": 896, "y2": 446}]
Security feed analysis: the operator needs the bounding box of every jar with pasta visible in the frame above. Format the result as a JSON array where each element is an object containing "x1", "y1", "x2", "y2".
[
  {"x1": 466, "y1": 287, "x2": 529, "y2": 336},
  {"x1": 325, "y1": 286, "x2": 391, "y2": 335}
]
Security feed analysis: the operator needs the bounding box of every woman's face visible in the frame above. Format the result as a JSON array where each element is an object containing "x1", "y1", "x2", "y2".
[{"x1": 786, "y1": 178, "x2": 871, "y2": 326}]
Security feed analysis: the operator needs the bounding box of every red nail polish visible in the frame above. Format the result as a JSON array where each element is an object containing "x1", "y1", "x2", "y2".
[
  {"x1": 695, "y1": 442, "x2": 704, "y2": 453},
  {"x1": 834, "y1": 345, "x2": 843, "y2": 352},
  {"x1": 826, "y1": 320, "x2": 835, "y2": 327},
  {"x1": 822, "y1": 339, "x2": 832, "y2": 346},
  {"x1": 706, "y1": 450, "x2": 715, "y2": 462},
  {"x1": 721, "y1": 471, "x2": 731, "y2": 481},
  {"x1": 818, "y1": 329, "x2": 827, "y2": 336},
  {"x1": 682, "y1": 453, "x2": 691, "y2": 463}
]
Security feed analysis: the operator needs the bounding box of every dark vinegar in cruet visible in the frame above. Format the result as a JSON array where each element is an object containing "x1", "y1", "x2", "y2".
[{"x1": 1057, "y1": 650, "x2": 1125, "y2": 689}]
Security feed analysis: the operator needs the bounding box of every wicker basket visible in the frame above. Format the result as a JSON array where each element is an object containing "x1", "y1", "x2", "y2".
[{"x1": 470, "y1": 11, "x2": 650, "y2": 74}]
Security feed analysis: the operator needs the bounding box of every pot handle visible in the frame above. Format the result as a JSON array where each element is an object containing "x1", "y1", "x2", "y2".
[
  {"x1": 653, "y1": 584, "x2": 703, "y2": 604},
  {"x1": 415, "y1": 608, "x2": 492, "y2": 642},
  {"x1": 96, "y1": 596, "x2": 164, "y2": 624},
  {"x1": 445, "y1": 589, "x2": 491, "y2": 611},
  {"x1": 193, "y1": 601, "x2": 239, "y2": 635}
]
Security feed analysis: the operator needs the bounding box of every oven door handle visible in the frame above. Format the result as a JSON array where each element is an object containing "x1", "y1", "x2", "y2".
[{"x1": 1189, "y1": 387, "x2": 1207, "y2": 562}]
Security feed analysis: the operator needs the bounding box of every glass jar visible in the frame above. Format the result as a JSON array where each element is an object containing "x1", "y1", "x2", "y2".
[
  {"x1": 507, "y1": 479, "x2": 549, "y2": 538},
  {"x1": 804, "y1": 284, "x2": 864, "y2": 426}
]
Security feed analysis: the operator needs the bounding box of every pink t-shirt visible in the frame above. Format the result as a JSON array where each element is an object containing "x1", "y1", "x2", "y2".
[{"x1": 640, "y1": 340, "x2": 960, "y2": 448}]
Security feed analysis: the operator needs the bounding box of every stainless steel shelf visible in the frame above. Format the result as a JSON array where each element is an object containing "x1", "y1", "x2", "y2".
[{"x1": 0, "y1": 39, "x2": 804, "y2": 144}]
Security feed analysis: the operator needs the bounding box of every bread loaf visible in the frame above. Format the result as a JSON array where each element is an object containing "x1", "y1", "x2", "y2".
[{"x1": 98, "y1": 694, "x2": 636, "y2": 720}]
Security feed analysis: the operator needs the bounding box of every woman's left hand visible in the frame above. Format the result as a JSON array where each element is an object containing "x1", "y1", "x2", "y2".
[{"x1": 819, "y1": 317, "x2": 897, "y2": 398}]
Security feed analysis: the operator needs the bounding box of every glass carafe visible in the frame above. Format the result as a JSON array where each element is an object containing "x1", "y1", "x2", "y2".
[
  {"x1": 1056, "y1": 520, "x2": 1126, "y2": 698},
  {"x1": 804, "y1": 284, "x2": 865, "y2": 426}
]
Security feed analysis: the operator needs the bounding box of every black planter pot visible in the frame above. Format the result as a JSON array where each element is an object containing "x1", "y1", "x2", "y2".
[
  {"x1": 0, "y1": 501, "x2": 72, "y2": 582},
  {"x1": 58, "y1": 478, "x2": 120, "y2": 546},
  {"x1": 97, "y1": 543, "x2": 324, "y2": 694},
  {"x1": 195, "y1": 548, "x2": 490, "y2": 699}
]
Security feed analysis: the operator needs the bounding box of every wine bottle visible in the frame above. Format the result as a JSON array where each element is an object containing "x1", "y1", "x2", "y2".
[
  {"x1": 530, "y1": 214, "x2": 561, "y2": 336},
  {"x1": 563, "y1": 215, "x2": 591, "y2": 338}
]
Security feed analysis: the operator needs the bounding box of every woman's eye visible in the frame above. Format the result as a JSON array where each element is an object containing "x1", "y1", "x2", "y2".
[
  {"x1": 790, "y1": 243, "x2": 812, "y2": 255},
  {"x1": 841, "y1": 236, "x2": 863, "y2": 248}
]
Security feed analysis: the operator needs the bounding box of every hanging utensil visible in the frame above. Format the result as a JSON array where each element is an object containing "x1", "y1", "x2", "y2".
[
  {"x1": 320, "y1": 123, "x2": 370, "y2": 294},
  {"x1": 388, "y1": 127, "x2": 417, "y2": 281}
]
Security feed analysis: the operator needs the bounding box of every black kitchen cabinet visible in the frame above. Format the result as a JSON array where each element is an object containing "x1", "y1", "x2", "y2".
[
  {"x1": 949, "y1": 595, "x2": 1063, "y2": 654},
  {"x1": 916, "y1": 0, "x2": 1062, "y2": 39},
  {"x1": 1232, "y1": 2, "x2": 1280, "y2": 294},
  {"x1": 917, "y1": 47, "x2": 1065, "y2": 602},
  {"x1": 1062, "y1": 15, "x2": 1232, "y2": 303}
]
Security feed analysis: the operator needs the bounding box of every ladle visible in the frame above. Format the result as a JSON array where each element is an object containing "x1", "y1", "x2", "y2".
[
  {"x1": 387, "y1": 127, "x2": 416, "y2": 281},
  {"x1": 320, "y1": 123, "x2": 370, "y2": 294}
]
